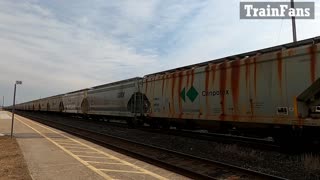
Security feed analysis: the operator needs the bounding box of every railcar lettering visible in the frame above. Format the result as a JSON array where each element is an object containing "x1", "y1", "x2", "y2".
[{"x1": 202, "y1": 90, "x2": 229, "y2": 96}]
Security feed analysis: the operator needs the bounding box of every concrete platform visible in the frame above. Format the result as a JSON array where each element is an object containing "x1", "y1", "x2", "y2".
[{"x1": 0, "y1": 111, "x2": 188, "y2": 180}]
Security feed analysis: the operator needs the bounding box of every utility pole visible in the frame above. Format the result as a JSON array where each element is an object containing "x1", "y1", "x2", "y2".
[
  {"x1": 291, "y1": 0, "x2": 297, "y2": 42},
  {"x1": 2, "y1": 96, "x2": 4, "y2": 107}
]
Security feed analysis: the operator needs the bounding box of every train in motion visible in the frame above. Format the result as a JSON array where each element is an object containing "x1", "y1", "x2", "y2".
[{"x1": 9, "y1": 36, "x2": 320, "y2": 143}]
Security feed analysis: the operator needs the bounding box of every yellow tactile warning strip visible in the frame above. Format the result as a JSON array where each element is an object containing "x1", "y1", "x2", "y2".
[{"x1": 15, "y1": 115, "x2": 168, "y2": 180}]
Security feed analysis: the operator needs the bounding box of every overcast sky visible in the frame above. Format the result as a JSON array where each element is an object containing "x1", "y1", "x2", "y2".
[{"x1": 1, "y1": 0, "x2": 320, "y2": 105}]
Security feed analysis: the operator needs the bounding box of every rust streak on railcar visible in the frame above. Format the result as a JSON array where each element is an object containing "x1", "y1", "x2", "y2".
[
  {"x1": 186, "y1": 70, "x2": 190, "y2": 87},
  {"x1": 293, "y1": 96, "x2": 299, "y2": 118},
  {"x1": 166, "y1": 74, "x2": 170, "y2": 113},
  {"x1": 245, "y1": 58, "x2": 250, "y2": 89},
  {"x1": 211, "y1": 64, "x2": 217, "y2": 87},
  {"x1": 219, "y1": 61, "x2": 227, "y2": 120},
  {"x1": 209, "y1": 64, "x2": 217, "y2": 118},
  {"x1": 231, "y1": 59, "x2": 240, "y2": 119},
  {"x1": 277, "y1": 51, "x2": 283, "y2": 94},
  {"x1": 309, "y1": 44, "x2": 317, "y2": 83},
  {"x1": 161, "y1": 75, "x2": 165, "y2": 96},
  {"x1": 208, "y1": 64, "x2": 217, "y2": 117},
  {"x1": 178, "y1": 71, "x2": 183, "y2": 118},
  {"x1": 171, "y1": 72, "x2": 176, "y2": 116},
  {"x1": 205, "y1": 66, "x2": 210, "y2": 109},
  {"x1": 253, "y1": 57, "x2": 257, "y2": 97},
  {"x1": 190, "y1": 69, "x2": 195, "y2": 88}
]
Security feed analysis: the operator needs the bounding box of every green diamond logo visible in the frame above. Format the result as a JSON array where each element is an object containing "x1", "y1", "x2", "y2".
[
  {"x1": 187, "y1": 86, "x2": 198, "y2": 102},
  {"x1": 180, "y1": 88, "x2": 186, "y2": 102}
]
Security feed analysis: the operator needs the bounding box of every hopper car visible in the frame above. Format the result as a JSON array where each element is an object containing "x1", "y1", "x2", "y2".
[{"x1": 9, "y1": 36, "x2": 320, "y2": 143}]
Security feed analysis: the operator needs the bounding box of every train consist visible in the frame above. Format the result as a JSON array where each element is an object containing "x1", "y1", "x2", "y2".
[{"x1": 10, "y1": 36, "x2": 320, "y2": 142}]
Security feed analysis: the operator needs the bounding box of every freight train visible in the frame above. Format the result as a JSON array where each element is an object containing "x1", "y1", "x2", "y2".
[{"x1": 9, "y1": 36, "x2": 320, "y2": 143}]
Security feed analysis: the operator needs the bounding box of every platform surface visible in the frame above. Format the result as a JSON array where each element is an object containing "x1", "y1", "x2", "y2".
[{"x1": 0, "y1": 111, "x2": 188, "y2": 180}]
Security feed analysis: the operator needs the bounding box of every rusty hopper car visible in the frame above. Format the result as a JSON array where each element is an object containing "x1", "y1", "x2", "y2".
[{"x1": 143, "y1": 37, "x2": 320, "y2": 140}]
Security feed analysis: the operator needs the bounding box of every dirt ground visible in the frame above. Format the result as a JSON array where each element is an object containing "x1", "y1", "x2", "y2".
[{"x1": 0, "y1": 136, "x2": 31, "y2": 180}]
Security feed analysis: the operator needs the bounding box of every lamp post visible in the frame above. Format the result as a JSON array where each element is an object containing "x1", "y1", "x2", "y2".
[{"x1": 11, "y1": 80, "x2": 22, "y2": 138}]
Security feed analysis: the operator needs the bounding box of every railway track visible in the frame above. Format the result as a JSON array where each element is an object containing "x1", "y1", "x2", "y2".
[
  {"x1": 140, "y1": 128, "x2": 280, "y2": 151},
  {"x1": 16, "y1": 111, "x2": 286, "y2": 180},
  {"x1": 20, "y1": 111, "x2": 281, "y2": 152}
]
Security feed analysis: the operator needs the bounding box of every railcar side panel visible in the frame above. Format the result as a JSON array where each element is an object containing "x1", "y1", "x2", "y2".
[
  {"x1": 47, "y1": 95, "x2": 63, "y2": 112},
  {"x1": 39, "y1": 99, "x2": 47, "y2": 111},
  {"x1": 62, "y1": 90, "x2": 87, "y2": 114},
  {"x1": 143, "y1": 43, "x2": 320, "y2": 127},
  {"x1": 87, "y1": 78, "x2": 142, "y2": 117}
]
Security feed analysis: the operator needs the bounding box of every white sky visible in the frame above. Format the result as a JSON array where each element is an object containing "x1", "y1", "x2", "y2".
[{"x1": 0, "y1": 0, "x2": 319, "y2": 105}]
